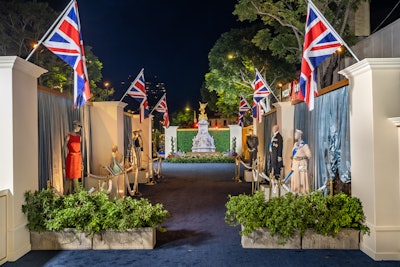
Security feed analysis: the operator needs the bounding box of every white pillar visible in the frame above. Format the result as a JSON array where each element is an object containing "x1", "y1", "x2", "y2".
[
  {"x1": 340, "y1": 58, "x2": 400, "y2": 261},
  {"x1": 0, "y1": 56, "x2": 47, "y2": 262},
  {"x1": 90, "y1": 101, "x2": 127, "y2": 175},
  {"x1": 228, "y1": 125, "x2": 242, "y2": 156},
  {"x1": 274, "y1": 102, "x2": 295, "y2": 176},
  {"x1": 164, "y1": 126, "x2": 178, "y2": 157}
]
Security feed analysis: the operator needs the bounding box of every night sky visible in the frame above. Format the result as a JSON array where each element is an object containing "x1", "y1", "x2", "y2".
[{"x1": 43, "y1": 0, "x2": 399, "y2": 113}]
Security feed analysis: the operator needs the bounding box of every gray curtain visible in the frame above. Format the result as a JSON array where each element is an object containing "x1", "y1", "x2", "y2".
[
  {"x1": 263, "y1": 112, "x2": 277, "y2": 175},
  {"x1": 124, "y1": 114, "x2": 133, "y2": 159},
  {"x1": 38, "y1": 90, "x2": 85, "y2": 190},
  {"x1": 294, "y1": 86, "x2": 350, "y2": 190}
]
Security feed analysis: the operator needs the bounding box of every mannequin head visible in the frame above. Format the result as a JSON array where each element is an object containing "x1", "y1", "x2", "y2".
[
  {"x1": 112, "y1": 145, "x2": 118, "y2": 153},
  {"x1": 294, "y1": 129, "x2": 303, "y2": 141},
  {"x1": 72, "y1": 120, "x2": 82, "y2": 133},
  {"x1": 272, "y1": 124, "x2": 279, "y2": 134}
]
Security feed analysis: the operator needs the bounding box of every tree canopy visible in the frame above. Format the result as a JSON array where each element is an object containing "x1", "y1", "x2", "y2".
[
  {"x1": 0, "y1": 0, "x2": 111, "y2": 101},
  {"x1": 205, "y1": 0, "x2": 368, "y2": 116}
]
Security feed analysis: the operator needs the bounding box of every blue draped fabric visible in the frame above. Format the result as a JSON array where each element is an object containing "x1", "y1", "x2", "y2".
[{"x1": 294, "y1": 86, "x2": 350, "y2": 191}]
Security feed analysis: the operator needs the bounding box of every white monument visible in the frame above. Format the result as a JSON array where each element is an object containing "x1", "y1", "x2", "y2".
[{"x1": 192, "y1": 102, "x2": 216, "y2": 152}]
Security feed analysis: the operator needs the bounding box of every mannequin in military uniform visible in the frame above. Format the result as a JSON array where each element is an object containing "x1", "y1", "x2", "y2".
[
  {"x1": 246, "y1": 128, "x2": 258, "y2": 168},
  {"x1": 269, "y1": 124, "x2": 283, "y2": 178}
]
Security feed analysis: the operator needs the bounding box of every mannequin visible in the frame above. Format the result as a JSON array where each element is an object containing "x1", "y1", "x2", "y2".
[
  {"x1": 269, "y1": 124, "x2": 283, "y2": 178},
  {"x1": 291, "y1": 129, "x2": 312, "y2": 194},
  {"x1": 63, "y1": 120, "x2": 82, "y2": 195},
  {"x1": 110, "y1": 145, "x2": 124, "y2": 175},
  {"x1": 132, "y1": 130, "x2": 143, "y2": 169},
  {"x1": 246, "y1": 128, "x2": 258, "y2": 168}
]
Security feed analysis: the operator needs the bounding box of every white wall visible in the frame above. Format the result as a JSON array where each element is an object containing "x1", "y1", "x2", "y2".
[
  {"x1": 0, "y1": 56, "x2": 46, "y2": 263},
  {"x1": 340, "y1": 58, "x2": 400, "y2": 260}
]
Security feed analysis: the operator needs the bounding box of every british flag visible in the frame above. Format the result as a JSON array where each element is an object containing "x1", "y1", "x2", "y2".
[
  {"x1": 238, "y1": 95, "x2": 251, "y2": 127},
  {"x1": 251, "y1": 99, "x2": 262, "y2": 123},
  {"x1": 127, "y1": 68, "x2": 149, "y2": 123},
  {"x1": 300, "y1": 0, "x2": 343, "y2": 111},
  {"x1": 42, "y1": 0, "x2": 90, "y2": 108},
  {"x1": 154, "y1": 93, "x2": 170, "y2": 128},
  {"x1": 253, "y1": 68, "x2": 271, "y2": 103}
]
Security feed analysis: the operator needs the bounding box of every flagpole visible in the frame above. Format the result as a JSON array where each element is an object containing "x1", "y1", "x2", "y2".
[
  {"x1": 119, "y1": 68, "x2": 144, "y2": 102},
  {"x1": 150, "y1": 93, "x2": 166, "y2": 114},
  {"x1": 255, "y1": 68, "x2": 280, "y2": 103},
  {"x1": 25, "y1": 0, "x2": 75, "y2": 61},
  {"x1": 308, "y1": 0, "x2": 360, "y2": 62}
]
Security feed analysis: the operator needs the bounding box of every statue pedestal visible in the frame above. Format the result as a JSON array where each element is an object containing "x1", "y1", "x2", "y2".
[{"x1": 192, "y1": 118, "x2": 216, "y2": 152}]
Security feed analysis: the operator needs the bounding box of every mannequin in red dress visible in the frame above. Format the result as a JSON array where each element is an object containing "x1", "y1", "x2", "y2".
[{"x1": 63, "y1": 120, "x2": 82, "y2": 195}]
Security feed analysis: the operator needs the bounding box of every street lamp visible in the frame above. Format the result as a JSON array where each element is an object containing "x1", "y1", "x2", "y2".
[{"x1": 104, "y1": 82, "x2": 110, "y2": 100}]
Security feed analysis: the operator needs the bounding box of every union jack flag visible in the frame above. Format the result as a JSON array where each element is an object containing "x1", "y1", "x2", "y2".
[
  {"x1": 154, "y1": 93, "x2": 169, "y2": 128},
  {"x1": 238, "y1": 95, "x2": 251, "y2": 127},
  {"x1": 300, "y1": 0, "x2": 343, "y2": 111},
  {"x1": 253, "y1": 68, "x2": 271, "y2": 103},
  {"x1": 42, "y1": 0, "x2": 90, "y2": 108},
  {"x1": 251, "y1": 99, "x2": 262, "y2": 123},
  {"x1": 126, "y1": 68, "x2": 149, "y2": 123}
]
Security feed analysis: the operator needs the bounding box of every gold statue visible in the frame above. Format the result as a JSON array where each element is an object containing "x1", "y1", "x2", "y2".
[{"x1": 198, "y1": 102, "x2": 208, "y2": 121}]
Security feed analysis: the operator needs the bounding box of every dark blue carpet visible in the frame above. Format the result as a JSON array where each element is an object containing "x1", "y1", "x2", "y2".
[{"x1": 3, "y1": 163, "x2": 398, "y2": 267}]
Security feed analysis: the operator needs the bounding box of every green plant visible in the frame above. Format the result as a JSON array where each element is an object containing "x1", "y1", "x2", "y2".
[
  {"x1": 225, "y1": 191, "x2": 369, "y2": 243},
  {"x1": 21, "y1": 188, "x2": 63, "y2": 232},
  {"x1": 22, "y1": 188, "x2": 170, "y2": 237},
  {"x1": 165, "y1": 152, "x2": 235, "y2": 163}
]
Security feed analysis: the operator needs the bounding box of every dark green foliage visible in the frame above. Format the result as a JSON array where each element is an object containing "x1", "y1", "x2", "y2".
[
  {"x1": 22, "y1": 189, "x2": 169, "y2": 237},
  {"x1": 22, "y1": 189, "x2": 63, "y2": 232},
  {"x1": 165, "y1": 153, "x2": 235, "y2": 163},
  {"x1": 225, "y1": 191, "x2": 370, "y2": 243}
]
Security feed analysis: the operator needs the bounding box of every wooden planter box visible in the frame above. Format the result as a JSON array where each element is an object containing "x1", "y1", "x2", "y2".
[
  {"x1": 30, "y1": 228, "x2": 156, "y2": 250},
  {"x1": 93, "y1": 228, "x2": 156, "y2": 250},
  {"x1": 241, "y1": 227, "x2": 301, "y2": 249},
  {"x1": 30, "y1": 230, "x2": 92, "y2": 250},
  {"x1": 241, "y1": 227, "x2": 360, "y2": 249}
]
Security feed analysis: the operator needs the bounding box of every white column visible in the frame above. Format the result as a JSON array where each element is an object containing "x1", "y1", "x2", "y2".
[
  {"x1": 274, "y1": 102, "x2": 295, "y2": 176},
  {"x1": 228, "y1": 125, "x2": 242, "y2": 156},
  {"x1": 164, "y1": 126, "x2": 178, "y2": 157},
  {"x1": 339, "y1": 58, "x2": 400, "y2": 261},
  {"x1": 90, "y1": 101, "x2": 127, "y2": 174},
  {"x1": 0, "y1": 56, "x2": 47, "y2": 262}
]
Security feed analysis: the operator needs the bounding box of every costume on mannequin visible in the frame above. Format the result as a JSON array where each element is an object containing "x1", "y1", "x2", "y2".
[
  {"x1": 246, "y1": 129, "x2": 258, "y2": 168},
  {"x1": 290, "y1": 129, "x2": 312, "y2": 194},
  {"x1": 110, "y1": 145, "x2": 124, "y2": 175},
  {"x1": 63, "y1": 120, "x2": 82, "y2": 195},
  {"x1": 269, "y1": 124, "x2": 283, "y2": 178},
  {"x1": 132, "y1": 130, "x2": 143, "y2": 169}
]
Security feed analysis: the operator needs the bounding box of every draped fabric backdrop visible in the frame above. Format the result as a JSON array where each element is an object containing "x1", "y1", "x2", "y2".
[
  {"x1": 294, "y1": 86, "x2": 351, "y2": 191},
  {"x1": 263, "y1": 112, "x2": 277, "y2": 175},
  {"x1": 38, "y1": 90, "x2": 88, "y2": 192}
]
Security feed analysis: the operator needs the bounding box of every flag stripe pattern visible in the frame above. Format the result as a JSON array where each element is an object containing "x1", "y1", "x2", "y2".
[
  {"x1": 127, "y1": 69, "x2": 149, "y2": 123},
  {"x1": 43, "y1": 0, "x2": 90, "y2": 108},
  {"x1": 238, "y1": 95, "x2": 251, "y2": 127},
  {"x1": 154, "y1": 94, "x2": 170, "y2": 128},
  {"x1": 299, "y1": 1, "x2": 343, "y2": 110},
  {"x1": 253, "y1": 69, "x2": 271, "y2": 103}
]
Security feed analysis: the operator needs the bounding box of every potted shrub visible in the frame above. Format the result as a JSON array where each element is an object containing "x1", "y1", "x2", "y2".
[
  {"x1": 224, "y1": 190, "x2": 370, "y2": 249},
  {"x1": 22, "y1": 187, "x2": 169, "y2": 250}
]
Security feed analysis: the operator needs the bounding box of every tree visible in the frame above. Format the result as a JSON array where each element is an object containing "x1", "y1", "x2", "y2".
[
  {"x1": 205, "y1": 25, "x2": 296, "y2": 116},
  {"x1": 233, "y1": 0, "x2": 366, "y2": 87},
  {"x1": 0, "y1": 0, "x2": 111, "y2": 101},
  {"x1": 170, "y1": 108, "x2": 195, "y2": 128}
]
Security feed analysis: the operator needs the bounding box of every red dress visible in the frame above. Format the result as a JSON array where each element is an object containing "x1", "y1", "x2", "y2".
[{"x1": 66, "y1": 134, "x2": 82, "y2": 179}]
